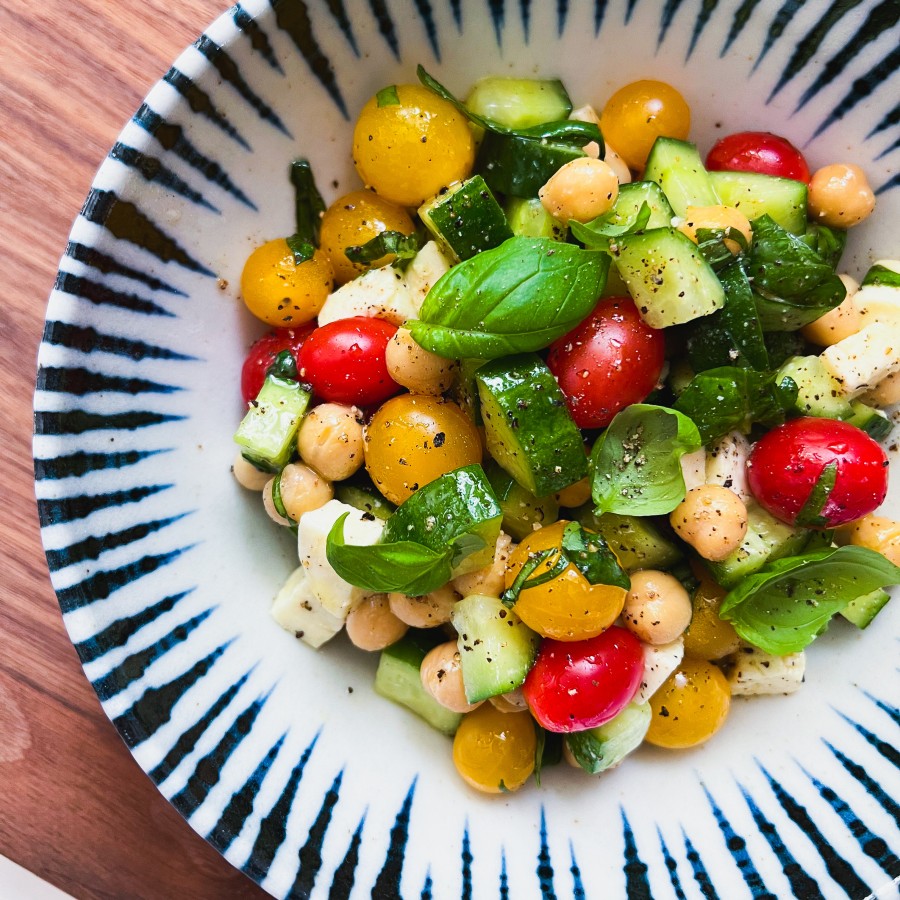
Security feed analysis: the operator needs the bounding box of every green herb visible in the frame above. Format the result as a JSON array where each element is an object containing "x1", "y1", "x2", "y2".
[
  {"x1": 590, "y1": 405, "x2": 702, "y2": 517},
  {"x1": 325, "y1": 513, "x2": 453, "y2": 596},
  {"x1": 799, "y1": 221, "x2": 846, "y2": 269},
  {"x1": 289, "y1": 158, "x2": 326, "y2": 248},
  {"x1": 266, "y1": 349, "x2": 298, "y2": 382},
  {"x1": 560, "y1": 522, "x2": 631, "y2": 590},
  {"x1": 693, "y1": 226, "x2": 749, "y2": 272},
  {"x1": 794, "y1": 461, "x2": 838, "y2": 528},
  {"x1": 719, "y1": 546, "x2": 900, "y2": 655},
  {"x1": 344, "y1": 230, "x2": 420, "y2": 264},
  {"x1": 569, "y1": 202, "x2": 652, "y2": 246},
  {"x1": 286, "y1": 234, "x2": 316, "y2": 265},
  {"x1": 408, "y1": 237, "x2": 609, "y2": 359},
  {"x1": 376, "y1": 85, "x2": 401, "y2": 107},
  {"x1": 271, "y1": 473, "x2": 289, "y2": 520},
  {"x1": 417, "y1": 65, "x2": 603, "y2": 153},
  {"x1": 674, "y1": 367, "x2": 798, "y2": 445},
  {"x1": 533, "y1": 726, "x2": 563, "y2": 785}
]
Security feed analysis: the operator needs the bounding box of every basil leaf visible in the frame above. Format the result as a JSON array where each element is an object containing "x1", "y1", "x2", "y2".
[
  {"x1": 746, "y1": 215, "x2": 846, "y2": 331},
  {"x1": 376, "y1": 85, "x2": 400, "y2": 107},
  {"x1": 533, "y1": 726, "x2": 563, "y2": 786},
  {"x1": 694, "y1": 226, "x2": 749, "y2": 271},
  {"x1": 591, "y1": 404, "x2": 702, "y2": 516},
  {"x1": 290, "y1": 158, "x2": 326, "y2": 246},
  {"x1": 325, "y1": 513, "x2": 453, "y2": 596},
  {"x1": 799, "y1": 221, "x2": 846, "y2": 270},
  {"x1": 674, "y1": 367, "x2": 798, "y2": 445},
  {"x1": 417, "y1": 65, "x2": 603, "y2": 152},
  {"x1": 286, "y1": 234, "x2": 316, "y2": 265},
  {"x1": 502, "y1": 548, "x2": 566, "y2": 606},
  {"x1": 720, "y1": 546, "x2": 900, "y2": 655},
  {"x1": 795, "y1": 461, "x2": 838, "y2": 528},
  {"x1": 408, "y1": 237, "x2": 609, "y2": 359},
  {"x1": 569, "y1": 202, "x2": 652, "y2": 246},
  {"x1": 344, "y1": 230, "x2": 420, "y2": 264},
  {"x1": 560, "y1": 522, "x2": 631, "y2": 589},
  {"x1": 266, "y1": 349, "x2": 298, "y2": 382}
]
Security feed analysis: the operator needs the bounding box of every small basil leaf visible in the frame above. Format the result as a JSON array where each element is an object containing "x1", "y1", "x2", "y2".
[
  {"x1": 266, "y1": 349, "x2": 298, "y2": 382},
  {"x1": 795, "y1": 461, "x2": 839, "y2": 527},
  {"x1": 799, "y1": 221, "x2": 846, "y2": 270},
  {"x1": 325, "y1": 513, "x2": 453, "y2": 596},
  {"x1": 409, "y1": 237, "x2": 609, "y2": 359},
  {"x1": 720, "y1": 545, "x2": 900, "y2": 655},
  {"x1": 502, "y1": 548, "x2": 565, "y2": 606},
  {"x1": 271, "y1": 473, "x2": 289, "y2": 519},
  {"x1": 591, "y1": 404, "x2": 702, "y2": 517},
  {"x1": 290, "y1": 158, "x2": 326, "y2": 246},
  {"x1": 569, "y1": 202, "x2": 652, "y2": 246},
  {"x1": 376, "y1": 85, "x2": 401, "y2": 107},
  {"x1": 560, "y1": 522, "x2": 631, "y2": 590},
  {"x1": 286, "y1": 234, "x2": 316, "y2": 265},
  {"x1": 694, "y1": 226, "x2": 749, "y2": 267},
  {"x1": 344, "y1": 230, "x2": 420, "y2": 264}
]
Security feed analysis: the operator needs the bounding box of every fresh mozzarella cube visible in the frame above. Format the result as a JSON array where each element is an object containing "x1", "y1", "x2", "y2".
[
  {"x1": 820, "y1": 322, "x2": 900, "y2": 397},
  {"x1": 680, "y1": 449, "x2": 707, "y2": 493},
  {"x1": 271, "y1": 567, "x2": 344, "y2": 648},
  {"x1": 727, "y1": 647, "x2": 806, "y2": 696},
  {"x1": 317, "y1": 265, "x2": 417, "y2": 327},
  {"x1": 634, "y1": 637, "x2": 684, "y2": 704},
  {"x1": 705, "y1": 431, "x2": 752, "y2": 503},
  {"x1": 297, "y1": 499, "x2": 385, "y2": 619},
  {"x1": 853, "y1": 284, "x2": 900, "y2": 328},
  {"x1": 403, "y1": 241, "x2": 453, "y2": 312}
]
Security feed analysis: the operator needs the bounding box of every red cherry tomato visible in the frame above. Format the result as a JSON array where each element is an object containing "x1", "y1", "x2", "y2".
[
  {"x1": 298, "y1": 316, "x2": 401, "y2": 407},
  {"x1": 547, "y1": 298, "x2": 666, "y2": 429},
  {"x1": 241, "y1": 324, "x2": 315, "y2": 403},
  {"x1": 522, "y1": 626, "x2": 644, "y2": 733},
  {"x1": 747, "y1": 417, "x2": 889, "y2": 527},
  {"x1": 705, "y1": 131, "x2": 810, "y2": 182}
]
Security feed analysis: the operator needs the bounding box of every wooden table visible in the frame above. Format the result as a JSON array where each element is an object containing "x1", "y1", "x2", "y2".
[{"x1": 0, "y1": 1, "x2": 268, "y2": 896}]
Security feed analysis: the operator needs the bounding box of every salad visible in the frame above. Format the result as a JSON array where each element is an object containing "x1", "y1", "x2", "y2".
[{"x1": 231, "y1": 69, "x2": 900, "y2": 794}]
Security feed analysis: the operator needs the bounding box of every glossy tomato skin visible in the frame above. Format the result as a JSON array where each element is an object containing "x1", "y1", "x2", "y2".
[
  {"x1": 241, "y1": 324, "x2": 315, "y2": 403},
  {"x1": 547, "y1": 297, "x2": 666, "y2": 429},
  {"x1": 747, "y1": 417, "x2": 889, "y2": 527},
  {"x1": 522, "y1": 626, "x2": 644, "y2": 732},
  {"x1": 706, "y1": 131, "x2": 810, "y2": 182},
  {"x1": 298, "y1": 317, "x2": 401, "y2": 407}
]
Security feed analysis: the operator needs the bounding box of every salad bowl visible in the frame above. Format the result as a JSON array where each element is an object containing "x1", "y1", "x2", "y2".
[{"x1": 33, "y1": 1, "x2": 900, "y2": 898}]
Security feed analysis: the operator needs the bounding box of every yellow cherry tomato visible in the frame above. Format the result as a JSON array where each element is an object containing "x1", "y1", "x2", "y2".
[
  {"x1": 364, "y1": 395, "x2": 482, "y2": 505},
  {"x1": 241, "y1": 238, "x2": 333, "y2": 327},
  {"x1": 504, "y1": 521, "x2": 627, "y2": 641},
  {"x1": 452, "y1": 705, "x2": 536, "y2": 793},
  {"x1": 682, "y1": 575, "x2": 742, "y2": 661},
  {"x1": 645, "y1": 658, "x2": 731, "y2": 749},
  {"x1": 319, "y1": 190, "x2": 415, "y2": 285},
  {"x1": 601, "y1": 80, "x2": 691, "y2": 171},
  {"x1": 352, "y1": 84, "x2": 476, "y2": 207}
]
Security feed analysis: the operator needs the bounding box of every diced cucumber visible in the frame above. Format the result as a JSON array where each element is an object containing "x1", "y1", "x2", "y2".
[
  {"x1": 861, "y1": 259, "x2": 900, "y2": 288},
  {"x1": 846, "y1": 400, "x2": 892, "y2": 441},
  {"x1": 776, "y1": 355, "x2": 854, "y2": 419},
  {"x1": 612, "y1": 181, "x2": 676, "y2": 230},
  {"x1": 706, "y1": 504, "x2": 817, "y2": 589},
  {"x1": 643, "y1": 137, "x2": 719, "y2": 217},
  {"x1": 381, "y1": 464, "x2": 502, "y2": 576},
  {"x1": 504, "y1": 197, "x2": 567, "y2": 241},
  {"x1": 573, "y1": 506, "x2": 682, "y2": 572},
  {"x1": 476, "y1": 353, "x2": 589, "y2": 496},
  {"x1": 840, "y1": 588, "x2": 891, "y2": 629},
  {"x1": 375, "y1": 632, "x2": 462, "y2": 735},
  {"x1": 611, "y1": 226, "x2": 725, "y2": 328},
  {"x1": 485, "y1": 461, "x2": 559, "y2": 541},
  {"x1": 476, "y1": 131, "x2": 586, "y2": 198},
  {"x1": 419, "y1": 175, "x2": 513, "y2": 261},
  {"x1": 709, "y1": 170, "x2": 808, "y2": 235},
  {"x1": 466, "y1": 76, "x2": 572, "y2": 128},
  {"x1": 451, "y1": 594, "x2": 540, "y2": 703},
  {"x1": 565, "y1": 702, "x2": 651, "y2": 774},
  {"x1": 452, "y1": 358, "x2": 486, "y2": 426},
  {"x1": 333, "y1": 476, "x2": 396, "y2": 521},
  {"x1": 234, "y1": 374, "x2": 311, "y2": 472}
]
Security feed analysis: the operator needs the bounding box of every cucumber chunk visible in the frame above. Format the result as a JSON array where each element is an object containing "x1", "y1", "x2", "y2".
[
  {"x1": 776, "y1": 355, "x2": 854, "y2": 420},
  {"x1": 375, "y1": 632, "x2": 462, "y2": 734},
  {"x1": 860, "y1": 259, "x2": 900, "y2": 289},
  {"x1": 476, "y1": 131, "x2": 586, "y2": 198},
  {"x1": 477, "y1": 353, "x2": 589, "y2": 496},
  {"x1": 612, "y1": 181, "x2": 676, "y2": 230},
  {"x1": 451, "y1": 594, "x2": 540, "y2": 703},
  {"x1": 643, "y1": 137, "x2": 719, "y2": 217},
  {"x1": 466, "y1": 76, "x2": 572, "y2": 128},
  {"x1": 504, "y1": 197, "x2": 567, "y2": 241},
  {"x1": 611, "y1": 226, "x2": 725, "y2": 328},
  {"x1": 565, "y1": 702, "x2": 652, "y2": 774},
  {"x1": 574, "y1": 507, "x2": 683, "y2": 572},
  {"x1": 485, "y1": 461, "x2": 560, "y2": 541},
  {"x1": 840, "y1": 588, "x2": 891, "y2": 629},
  {"x1": 333, "y1": 476, "x2": 396, "y2": 521},
  {"x1": 846, "y1": 401, "x2": 892, "y2": 441},
  {"x1": 710, "y1": 170, "x2": 808, "y2": 235},
  {"x1": 419, "y1": 175, "x2": 513, "y2": 261}
]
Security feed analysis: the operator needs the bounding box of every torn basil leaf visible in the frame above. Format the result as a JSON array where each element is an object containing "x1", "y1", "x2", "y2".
[{"x1": 344, "y1": 230, "x2": 420, "y2": 264}]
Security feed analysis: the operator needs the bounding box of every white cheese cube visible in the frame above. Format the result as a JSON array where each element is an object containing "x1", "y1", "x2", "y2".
[
  {"x1": 820, "y1": 322, "x2": 900, "y2": 397},
  {"x1": 634, "y1": 637, "x2": 684, "y2": 704},
  {"x1": 403, "y1": 241, "x2": 453, "y2": 312},
  {"x1": 680, "y1": 449, "x2": 707, "y2": 493},
  {"x1": 270, "y1": 567, "x2": 344, "y2": 648},
  {"x1": 853, "y1": 284, "x2": 900, "y2": 328},
  {"x1": 317, "y1": 265, "x2": 417, "y2": 327},
  {"x1": 727, "y1": 647, "x2": 806, "y2": 696},
  {"x1": 705, "y1": 431, "x2": 752, "y2": 503}
]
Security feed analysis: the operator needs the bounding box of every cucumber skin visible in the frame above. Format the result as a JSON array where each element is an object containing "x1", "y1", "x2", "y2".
[
  {"x1": 643, "y1": 137, "x2": 719, "y2": 217},
  {"x1": 710, "y1": 170, "x2": 808, "y2": 235},
  {"x1": 476, "y1": 131, "x2": 586, "y2": 198},
  {"x1": 565, "y1": 701, "x2": 651, "y2": 774}
]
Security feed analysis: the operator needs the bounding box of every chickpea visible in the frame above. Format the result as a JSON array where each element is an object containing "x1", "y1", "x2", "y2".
[
  {"x1": 278, "y1": 462, "x2": 333, "y2": 521},
  {"x1": 555, "y1": 477, "x2": 591, "y2": 508},
  {"x1": 808, "y1": 163, "x2": 875, "y2": 228},
  {"x1": 232, "y1": 451, "x2": 271, "y2": 491},
  {"x1": 678, "y1": 205, "x2": 752, "y2": 255},
  {"x1": 388, "y1": 584, "x2": 459, "y2": 628},
  {"x1": 621, "y1": 569, "x2": 693, "y2": 645},
  {"x1": 539, "y1": 157, "x2": 619, "y2": 224},
  {"x1": 669, "y1": 485, "x2": 749, "y2": 562},
  {"x1": 297, "y1": 403, "x2": 365, "y2": 481},
  {"x1": 385, "y1": 327, "x2": 456, "y2": 395},
  {"x1": 568, "y1": 105, "x2": 631, "y2": 184},
  {"x1": 420, "y1": 641, "x2": 482, "y2": 713},
  {"x1": 488, "y1": 687, "x2": 529, "y2": 714},
  {"x1": 840, "y1": 514, "x2": 900, "y2": 566},
  {"x1": 345, "y1": 594, "x2": 408, "y2": 651},
  {"x1": 452, "y1": 532, "x2": 514, "y2": 598},
  {"x1": 802, "y1": 274, "x2": 861, "y2": 347}
]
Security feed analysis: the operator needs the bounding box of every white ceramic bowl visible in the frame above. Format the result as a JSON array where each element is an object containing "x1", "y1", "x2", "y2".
[{"x1": 34, "y1": 2, "x2": 900, "y2": 897}]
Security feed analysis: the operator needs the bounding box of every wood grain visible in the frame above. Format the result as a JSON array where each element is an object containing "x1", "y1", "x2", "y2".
[{"x1": 0, "y1": 1, "x2": 268, "y2": 896}]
